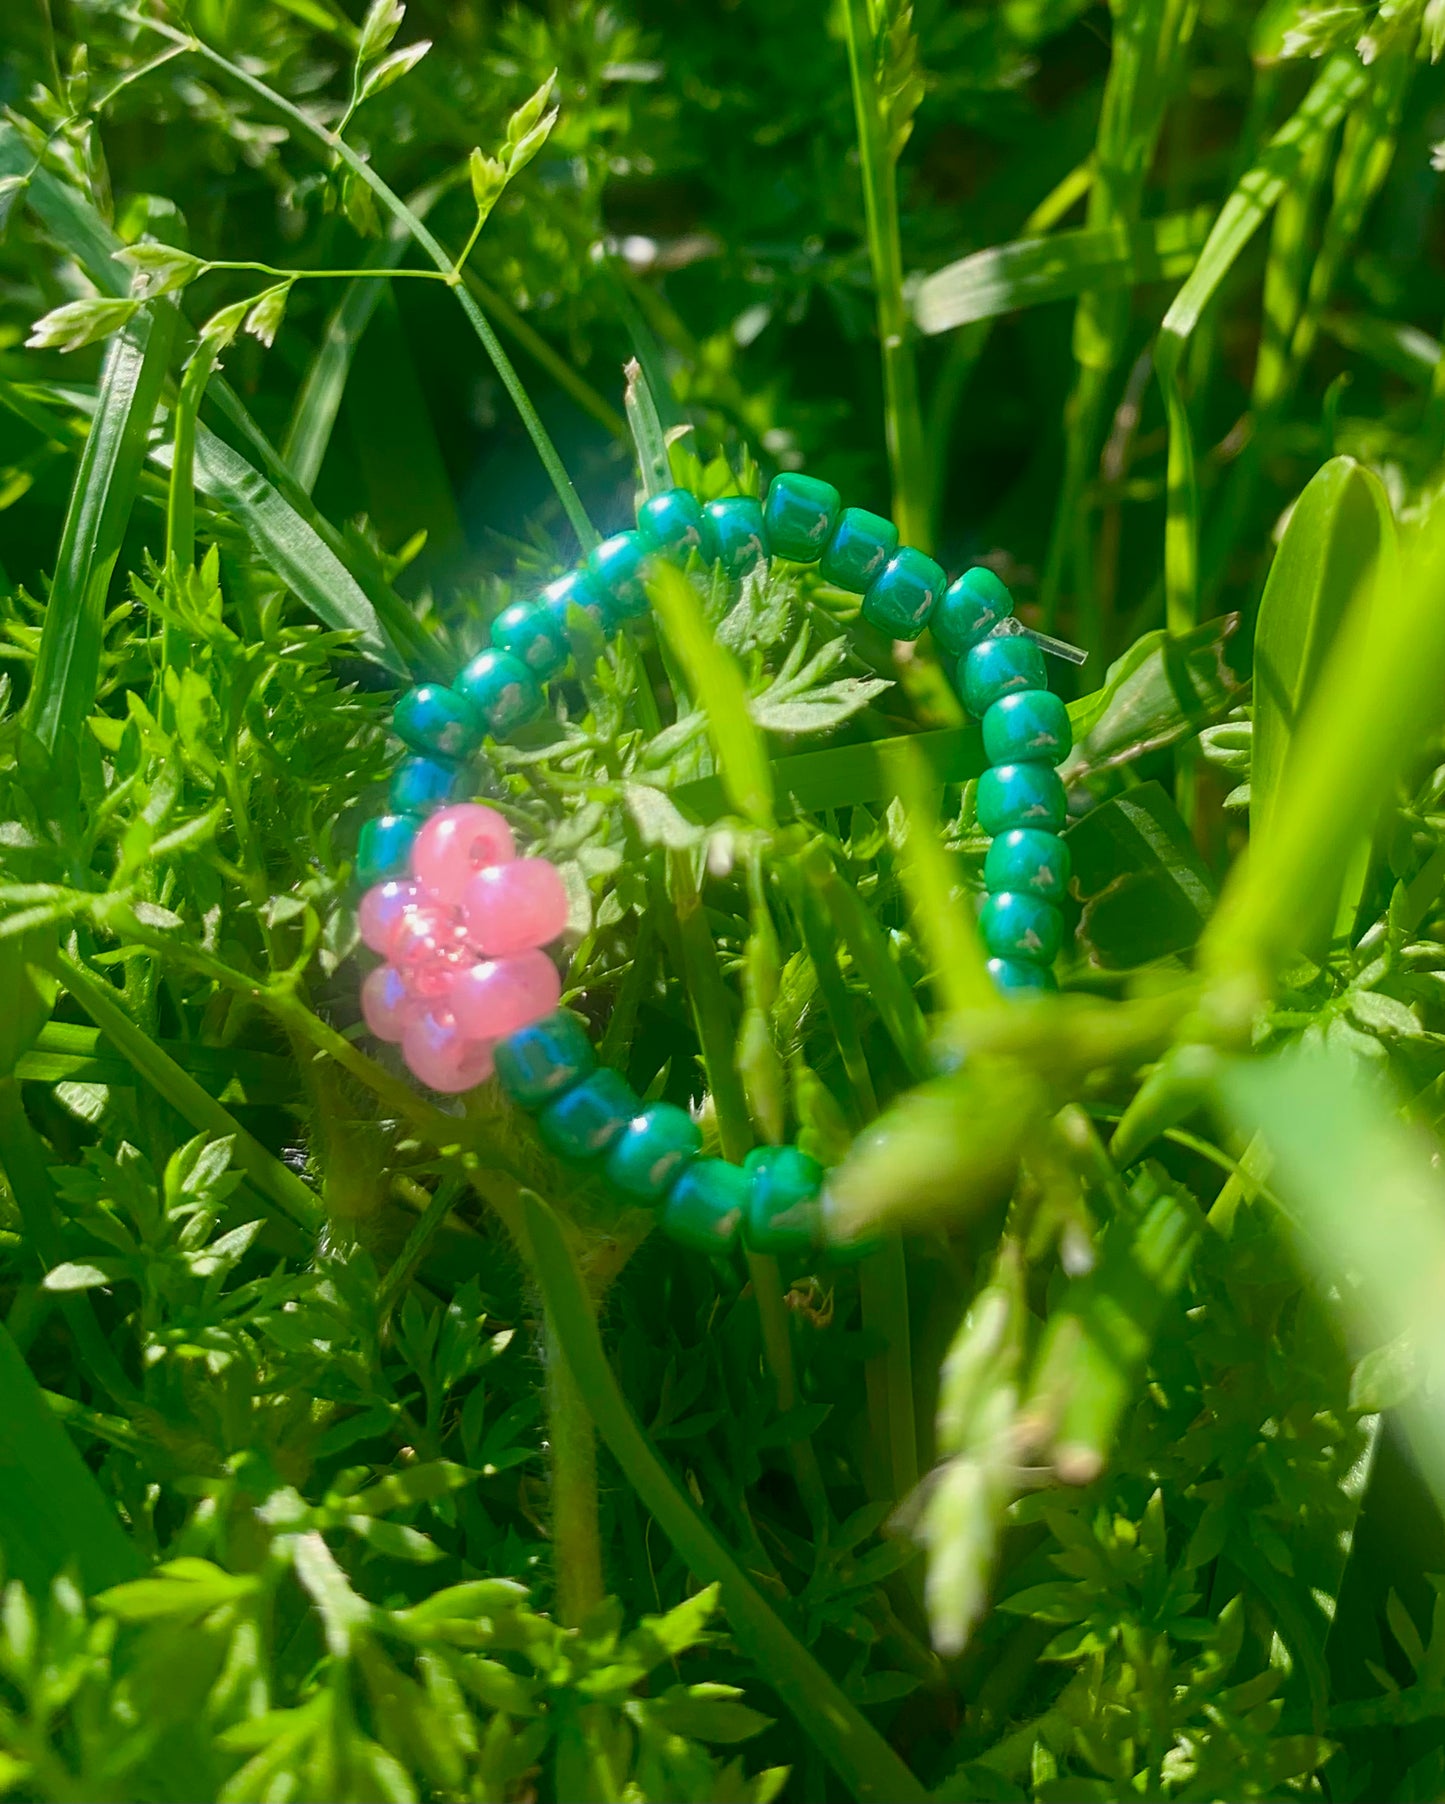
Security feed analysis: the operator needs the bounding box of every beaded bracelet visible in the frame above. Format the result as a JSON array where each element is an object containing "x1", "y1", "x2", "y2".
[{"x1": 352, "y1": 472, "x2": 1075, "y2": 1258}]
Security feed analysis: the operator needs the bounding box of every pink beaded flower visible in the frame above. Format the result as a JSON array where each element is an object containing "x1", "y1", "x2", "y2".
[{"x1": 357, "y1": 804, "x2": 569, "y2": 1093}]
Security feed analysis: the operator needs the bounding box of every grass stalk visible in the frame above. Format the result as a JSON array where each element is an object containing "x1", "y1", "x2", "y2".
[{"x1": 543, "y1": 1297, "x2": 606, "y2": 1627}]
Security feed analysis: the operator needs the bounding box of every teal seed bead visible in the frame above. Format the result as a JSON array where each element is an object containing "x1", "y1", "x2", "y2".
[
  {"x1": 494, "y1": 1011, "x2": 597, "y2": 1110},
  {"x1": 637, "y1": 488, "x2": 716, "y2": 565},
  {"x1": 356, "y1": 813, "x2": 419, "y2": 888},
  {"x1": 976, "y1": 762, "x2": 1067, "y2": 836},
  {"x1": 390, "y1": 755, "x2": 464, "y2": 815},
  {"x1": 980, "y1": 891, "x2": 1065, "y2": 965},
  {"x1": 961, "y1": 634, "x2": 1047, "y2": 716},
  {"x1": 540, "y1": 568, "x2": 611, "y2": 637},
  {"x1": 491, "y1": 599, "x2": 569, "y2": 681},
  {"x1": 586, "y1": 531, "x2": 652, "y2": 621},
  {"x1": 819, "y1": 507, "x2": 899, "y2": 592},
  {"x1": 456, "y1": 649, "x2": 544, "y2": 739},
  {"x1": 988, "y1": 956, "x2": 1058, "y2": 995},
  {"x1": 984, "y1": 828, "x2": 1071, "y2": 903},
  {"x1": 662, "y1": 1159, "x2": 749, "y2": 1255},
  {"x1": 764, "y1": 472, "x2": 841, "y2": 562},
  {"x1": 393, "y1": 683, "x2": 484, "y2": 762},
  {"x1": 538, "y1": 1068, "x2": 640, "y2": 1161},
  {"x1": 932, "y1": 567, "x2": 1014, "y2": 659},
  {"x1": 604, "y1": 1102, "x2": 703, "y2": 1202},
  {"x1": 863, "y1": 545, "x2": 948, "y2": 641},
  {"x1": 982, "y1": 689, "x2": 1072, "y2": 766},
  {"x1": 703, "y1": 497, "x2": 768, "y2": 577},
  {"x1": 743, "y1": 1146, "x2": 824, "y2": 1255}
]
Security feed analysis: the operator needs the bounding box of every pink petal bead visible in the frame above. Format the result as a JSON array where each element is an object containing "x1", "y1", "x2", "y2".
[
  {"x1": 401, "y1": 1007, "x2": 496, "y2": 1095},
  {"x1": 460, "y1": 858, "x2": 570, "y2": 957},
  {"x1": 358, "y1": 879, "x2": 422, "y2": 956},
  {"x1": 361, "y1": 964, "x2": 416, "y2": 1043},
  {"x1": 410, "y1": 803, "x2": 516, "y2": 905},
  {"x1": 391, "y1": 903, "x2": 470, "y2": 1000},
  {"x1": 450, "y1": 950, "x2": 561, "y2": 1041}
]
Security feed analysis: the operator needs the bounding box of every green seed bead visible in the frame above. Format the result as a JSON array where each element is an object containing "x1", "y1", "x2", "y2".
[
  {"x1": 932, "y1": 567, "x2": 1014, "y2": 658},
  {"x1": 743, "y1": 1146, "x2": 824, "y2": 1255},
  {"x1": 976, "y1": 762, "x2": 1067, "y2": 836},
  {"x1": 988, "y1": 956, "x2": 1058, "y2": 995},
  {"x1": 637, "y1": 487, "x2": 716, "y2": 565},
  {"x1": 982, "y1": 689, "x2": 1072, "y2": 766},
  {"x1": 456, "y1": 649, "x2": 544, "y2": 739},
  {"x1": 389, "y1": 755, "x2": 465, "y2": 815},
  {"x1": 862, "y1": 546, "x2": 947, "y2": 641},
  {"x1": 538, "y1": 1068, "x2": 639, "y2": 1161},
  {"x1": 983, "y1": 828, "x2": 1071, "y2": 903},
  {"x1": 393, "y1": 683, "x2": 485, "y2": 762},
  {"x1": 491, "y1": 599, "x2": 569, "y2": 681},
  {"x1": 494, "y1": 1011, "x2": 597, "y2": 1110},
  {"x1": 703, "y1": 497, "x2": 769, "y2": 577},
  {"x1": 961, "y1": 635, "x2": 1046, "y2": 716},
  {"x1": 540, "y1": 568, "x2": 611, "y2": 638},
  {"x1": 819, "y1": 507, "x2": 899, "y2": 592},
  {"x1": 662, "y1": 1159, "x2": 749, "y2": 1255},
  {"x1": 763, "y1": 472, "x2": 841, "y2": 563},
  {"x1": 605, "y1": 1102, "x2": 702, "y2": 1201},
  {"x1": 980, "y1": 891, "x2": 1065, "y2": 964},
  {"x1": 356, "y1": 813, "x2": 420, "y2": 889},
  {"x1": 586, "y1": 531, "x2": 652, "y2": 621}
]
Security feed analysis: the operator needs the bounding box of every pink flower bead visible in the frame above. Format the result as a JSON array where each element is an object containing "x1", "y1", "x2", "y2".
[
  {"x1": 460, "y1": 858, "x2": 570, "y2": 957},
  {"x1": 391, "y1": 904, "x2": 470, "y2": 1000},
  {"x1": 450, "y1": 950, "x2": 561, "y2": 1041},
  {"x1": 358, "y1": 879, "x2": 421, "y2": 956},
  {"x1": 401, "y1": 1007, "x2": 496, "y2": 1094},
  {"x1": 410, "y1": 803, "x2": 515, "y2": 904},
  {"x1": 361, "y1": 964, "x2": 416, "y2": 1043}
]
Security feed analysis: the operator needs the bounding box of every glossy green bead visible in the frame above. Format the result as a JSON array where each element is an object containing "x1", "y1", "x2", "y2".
[
  {"x1": 538, "y1": 1067, "x2": 639, "y2": 1161},
  {"x1": 961, "y1": 634, "x2": 1046, "y2": 716},
  {"x1": 743, "y1": 1146, "x2": 824, "y2": 1255},
  {"x1": 983, "y1": 828, "x2": 1071, "y2": 903},
  {"x1": 982, "y1": 689, "x2": 1072, "y2": 766},
  {"x1": 389, "y1": 755, "x2": 464, "y2": 815},
  {"x1": 637, "y1": 487, "x2": 716, "y2": 565},
  {"x1": 393, "y1": 683, "x2": 484, "y2": 762},
  {"x1": 587, "y1": 531, "x2": 652, "y2": 620},
  {"x1": 540, "y1": 568, "x2": 611, "y2": 637},
  {"x1": 356, "y1": 813, "x2": 419, "y2": 888},
  {"x1": 456, "y1": 649, "x2": 544, "y2": 739},
  {"x1": 932, "y1": 567, "x2": 1014, "y2": 658},
  {"x1": 980, "y1": 891, "x2": 1064, "y2": 964},
  {"x1": 819, "y1": 507, "x2": 898, "y2": 592},
  {"x1": 976, "y1": 762, "x2": 1067, "y2": 836},
  {"x1": 703, "y1": 497, "x2": 768, "y2": 577},
  {"x1": 491, "y1": 599, "x2": 569, "y2": 681},
  {"x1": 763, "y1": 472, "x2": 840, "y2": 563},
  {"x1": 662, "y1": 1159, "x2": 749, "y2": 1255},
  {"x1": 605, "y1": 1102, "x2": 702, "y2": 1201},
  {"x1": 494, "y1": 1011, "x2": 597, "y2": 1110},
  {"x1": 988, "y1": 956, "x2": 1058, "y2": 995},
  {"x1": 863, "y1": 546, "x2": 947, "y2": 641}
]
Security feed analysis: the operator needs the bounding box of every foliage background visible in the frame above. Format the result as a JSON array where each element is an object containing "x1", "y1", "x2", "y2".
[{"x1": 4, "y1": 1, "x2": 1445, "y2": 1800}]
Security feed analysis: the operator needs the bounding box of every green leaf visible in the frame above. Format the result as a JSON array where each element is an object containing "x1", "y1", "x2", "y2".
[
  {"x1": 0, "y1": 1321, "x2": 139, "y2": 1593},
  {"x1": 41, "y1": 1261, "x2": 121, "y2": 1292},
  {"x1": 1252, "y1": 456, "x2": 1396, "y2": 842},
  {"x1": 24, "y1": 300, "x2": 178, "y2": 751},
  {"x1": 913, "y1": 207, "x2": 1213, "y2": 335},
  {"x1": 1066, "y1": 781, "x2": 1217, "y2": 968}
]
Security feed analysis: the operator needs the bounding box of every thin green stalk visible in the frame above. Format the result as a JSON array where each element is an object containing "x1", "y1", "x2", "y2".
[
  {"x1": 466, "y1": 271, "x2": 626, "y2": 440},
  {"x1": 160, "y1": 343, "x2": 217, "y2": 728},
  {"x1": 840, "y1": 0, "x2": 929, "y2": 549},
  {"x1": 521, "y1": 1189, "x2": 928, "y2": 1804},
  {"x1": 544, "y1": 1299, "x2": 605, "y2": 1628},
  {"x1": 128, "y1": 12, "x2": 598, "y2": 552}
]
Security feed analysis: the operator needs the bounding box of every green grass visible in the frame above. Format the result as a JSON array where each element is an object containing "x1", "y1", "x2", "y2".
[{"x1": 3, "y1": 1, "x2": 1445, "y2": 1799}]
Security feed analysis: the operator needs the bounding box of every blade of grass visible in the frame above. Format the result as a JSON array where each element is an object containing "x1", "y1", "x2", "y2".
[
  {"x1": 17, "y1": 1021, "x2": 295, "y2": 1103},
  {"x1": 24, "y1": 299, "x2": 178, "y2": 752},
  {"x1": 520, "y1": 1188, "x2": 928, "y2": 1804}
]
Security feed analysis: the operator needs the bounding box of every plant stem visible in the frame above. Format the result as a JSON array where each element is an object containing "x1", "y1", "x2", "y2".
[
  {"x1": 840, "y1": 0, "x2": 929, "y2": 550},
  {"x1": 544, "y1": 1297, "x2": 605, "y2": 1627},
  {"x1": 126, "y1": 12, "x2": 598, "y2": 552}
]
